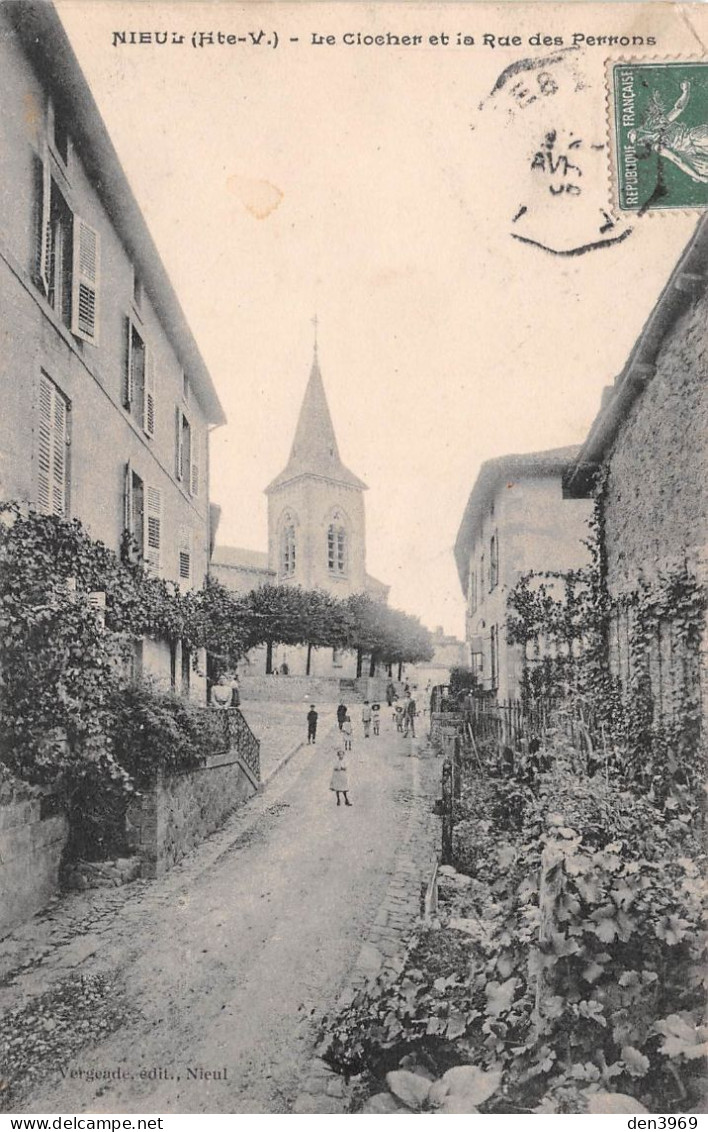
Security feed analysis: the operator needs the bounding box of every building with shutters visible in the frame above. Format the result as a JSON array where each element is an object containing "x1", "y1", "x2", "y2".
[
  {"x1": 212, "y1": 346, "x2": 389, "y2": 678},
  {"x1": 454, "y1": 448, "x2": 593, "y2": 700},
  {"x1": 0, "y1": 2, "x2": 226, "y2": 696}
]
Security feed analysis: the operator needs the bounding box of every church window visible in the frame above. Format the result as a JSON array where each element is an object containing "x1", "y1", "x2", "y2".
[
  {"x1": 327, "y1": 520, "x2": 347, "y2": 575},
  {"x1": 281, "y1": 522, "x2": 296, "y2": 577}
]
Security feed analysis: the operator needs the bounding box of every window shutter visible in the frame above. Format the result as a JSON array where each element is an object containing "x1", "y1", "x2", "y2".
[
  {"x1": 123, "y1": 460, "x2": 134, "y2": 534},
  {"x1": 175, "y1": 406, "x2": 183, "y2": 479},
  {"x1": 144, "y1": 345, "x2": 155, "y2": 437},
  {"x1": 37, "y1": 376, "x2": 53, "y2": 513},
  {"x1": 124, "y1": 318, "x2": 134, "y2": 408},
  {"x1": 39, "y1": 145, "x2": 52, "y2": 295},
  {"x1": 71, "y1": 217, "x2": 100, "y2": 344},
  {"x1": 37, "y1": 375, "x2": 68, "y2": 517},
  {"x1": 145, "y1": 485, "x2": 162, "y2": 570},
  {"x1": 190, "y1": 433, "x2": 199, "y2": 496},
  {"x1": 52, "y1": 393, "x2": 67, "y2": 517},
  {"x1": 178, "y1": 524, "x2": 191, "y2": 583}
]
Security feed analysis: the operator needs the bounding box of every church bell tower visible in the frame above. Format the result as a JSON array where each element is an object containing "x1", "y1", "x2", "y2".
[{"x1": 265, "y1": 343, "x2": 368, "y2": 597}]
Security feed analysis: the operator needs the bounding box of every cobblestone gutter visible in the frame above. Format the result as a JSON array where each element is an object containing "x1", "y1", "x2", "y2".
[{"x1": 292, "y1": 747, "x2": 441, "y2": 1114}]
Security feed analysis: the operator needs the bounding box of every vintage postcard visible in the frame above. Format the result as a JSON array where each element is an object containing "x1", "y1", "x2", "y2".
[{"x1": 0, "y1": 0, "x2": 706, "y2": 1121}]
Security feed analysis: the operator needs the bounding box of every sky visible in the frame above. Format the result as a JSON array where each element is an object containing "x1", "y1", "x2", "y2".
[{"x1": 56, "y1": 1, "x2": 701, "y2": 636}]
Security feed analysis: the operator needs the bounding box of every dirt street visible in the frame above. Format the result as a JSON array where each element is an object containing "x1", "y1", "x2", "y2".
[{"x1": 6, "y1": 716, "x2": 435, "y2": 1114}]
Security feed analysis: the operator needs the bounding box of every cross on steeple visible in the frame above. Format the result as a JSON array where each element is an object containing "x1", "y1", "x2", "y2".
[{"x1": 311, "y1": 313, "x2": 319, "y2": 355}]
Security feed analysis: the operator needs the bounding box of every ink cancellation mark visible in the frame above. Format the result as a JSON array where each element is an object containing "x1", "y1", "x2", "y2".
[{"x1": 612, "y1": 62, "x2": 708, "y2": 212}]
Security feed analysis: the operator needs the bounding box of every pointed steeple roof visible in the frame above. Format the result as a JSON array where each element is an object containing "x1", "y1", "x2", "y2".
[{"x1": 265, "y1": 350, "x2": 367, "y2": 493}]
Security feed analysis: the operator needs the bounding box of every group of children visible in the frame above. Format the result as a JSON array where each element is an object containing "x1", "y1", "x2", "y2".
[
  {"x1": 307, "y1": 694, "x2": 421, "y2": 808},
  {"x1": 317, "y1": 699, "x2": 384, "y2": 807}
]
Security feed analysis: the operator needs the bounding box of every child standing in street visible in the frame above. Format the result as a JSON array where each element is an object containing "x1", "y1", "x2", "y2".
[
  {"x1": 362, "y1": 700, "x2": 372, "y2": 738},
  {"x1": 330, "y1": 749, "x2": 352, "y2": 806},
  {"x1": 307, "y1": 704, "x2": 318, "y2": 744},
  {"x1": 372, "y1": 702, "x2": 381, "y2": 736},
  {"x1": 342, "y1": 713, "x2": 353, "y2": 751}
]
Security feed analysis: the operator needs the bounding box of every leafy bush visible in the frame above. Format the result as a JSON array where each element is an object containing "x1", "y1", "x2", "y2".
[
  {"x1": 110, "y1": 681, "x2": 218, "y2": 783},
  {"x1": 324, "y1": 758, "x2": 707, "y2": 1113}
]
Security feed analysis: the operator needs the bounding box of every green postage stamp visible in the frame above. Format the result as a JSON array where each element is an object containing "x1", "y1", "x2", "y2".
[{"x1": 611, "y1": 61, "x2": 708, "y2": 211}]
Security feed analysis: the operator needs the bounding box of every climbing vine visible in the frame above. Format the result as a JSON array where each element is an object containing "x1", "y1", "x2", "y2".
[{"x1": 505, "y1": 495, "x2": 706, "y2": 797}]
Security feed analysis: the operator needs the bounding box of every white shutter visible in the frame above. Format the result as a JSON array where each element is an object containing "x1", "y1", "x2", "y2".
[
  {"x1": 39, "y1": 144, "x2": 52, "y2": 295},
  {"x1": 123, "y1": 460, "x2": 134, "y2": 534},
  {"x1": 37, "y1": 375, "x2": 67, "y2": 517},
  {"x1": 144, "y1": 345, "x2": 156, "y2": 437},
  {"x1": 37, "y1": 376, "x2": 53, "y2": 513},
  {"x1": 145, "y1": 485, "x2": 162, "y2": 570},
  {"x1": 52, "y1": 393, "x2": 67, "y2": 517},
  {"x1": 190, "y1": 432, "x2": 199, "y2": 496},
  {"x1": 71, "y1": 217, "x2": 100, "y2": 344}
]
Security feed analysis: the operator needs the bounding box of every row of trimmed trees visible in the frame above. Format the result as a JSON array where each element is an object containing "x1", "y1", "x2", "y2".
[{"x1": 204, "y1": 582, "x2": 434, "y2": 679}]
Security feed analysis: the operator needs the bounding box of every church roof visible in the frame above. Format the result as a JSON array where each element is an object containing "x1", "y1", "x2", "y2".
[
  {"x1": 265, "y1": 351, "x2": 367, "y2": 494},
  {"x1": 211, "y1": 546, "x2": 273, "y2": 574}
]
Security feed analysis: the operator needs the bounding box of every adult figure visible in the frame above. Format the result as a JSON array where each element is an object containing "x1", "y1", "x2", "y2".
[
  {"x1": 211, "y1": 673, "x2": 232, "y2": 708},
  {"x1": 386, "y1": 681, "x2": 395, "y2": 708},
  {"x1": 307, "y1": 704, "x2": 318, "y2": 744},
  {"x1": 337, "y1": 702, "x2": 348, "y2": 731},
  {"x1": 404, "y1": 696, "x2": 417, "y2": 738},
  {"x1": 280, "y1": 661, "x2": 289, "y2": 676}
]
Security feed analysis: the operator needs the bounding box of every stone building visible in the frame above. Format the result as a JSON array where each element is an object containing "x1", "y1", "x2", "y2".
[
  {"x1": 454, "y1": 447, "x2": 593, "y2": 700},
  {"x1": 212, "y1": 347, "x2": 389, "y2": 677},
  {"x1": 409, "y1": 627, "x2": 468, "y2": 692},
  {"x1": 565, "y1": 215, "x2": 708, "y2": 731},
  {"x1": 0, "y1": 2, "x2": 225, "y2": 698}
]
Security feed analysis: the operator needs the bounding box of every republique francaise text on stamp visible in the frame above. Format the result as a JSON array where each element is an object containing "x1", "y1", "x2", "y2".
[{"x1": 611, "y1": 61, "x2": 708, "y2": 211}]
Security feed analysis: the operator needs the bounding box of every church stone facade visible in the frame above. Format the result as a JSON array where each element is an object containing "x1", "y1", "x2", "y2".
[{"x1": 211, "y1": 348, "x2": 388, "y2": 678}]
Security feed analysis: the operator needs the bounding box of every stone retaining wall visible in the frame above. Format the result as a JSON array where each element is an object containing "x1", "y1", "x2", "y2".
[
  {"x1": 239, "y1": 674, "x2": 340, "y2": 703},
  {"x1": 0, "y1": 772, "x2": 68, "y2": 939},
  {"x1": 126, "y1": 753, "x2": 258, "y2": 878}
]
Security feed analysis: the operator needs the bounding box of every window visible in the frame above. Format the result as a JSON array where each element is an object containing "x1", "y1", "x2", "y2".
[
  {"x1": 327, "y1": 516, "x2": 347, "y2": 575},
  {"x1": 123, "y1": 465, "x2": 144, "y2": 558},
  {"x1": 48, "y1": 99, "x2": 69, "y2": 166},
  {"x1": 124, "y1": 463, "x2": 161, "y2": 570},
  {"x1": 490, "y1": 533, "x2": 499, "y2": 590},
  {"x1": 182, "y1": 372, "x2": 190, "y2": 404},
  {"x1": 480, "y1": 554, "x2": 485, "y2": 601},
  {"x1": 37, "y1": 374, "x2": 70, "y2": 517},
  {"x1": 40, "y1": 177, "x2": 73, "y2": 329},
  {"x1": 490, "y1": 625, "x2": 499, "y2": 690},
  {"x1": 175, "y1": 407, "x2": 197, "y2": 492},
  {"x1": 281, "y1": 521, "x2": 296, "y2": 577},
  {"x1": 132, "y1": 270, "x2": 143, "y2": 311},
  {"x1": 468, "y1": 567, "x2": 477, "y2": 614},
  {"x1": 125, "y1": 320, "x2": 155, "y2": 436},
  {"x1": 34, "y1": 150, "x2": 100, "y2": 344},
  {"x1": 181, "y1": 644, "x2": 191, "y2": 695}
]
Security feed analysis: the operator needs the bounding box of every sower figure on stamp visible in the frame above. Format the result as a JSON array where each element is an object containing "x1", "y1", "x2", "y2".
[
  {"x1": 330, "y1": 749, "x2": 352, "y2": 806},
  {"x1": 307, "y1": 704, "x2": 318, "y2": 744}
]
